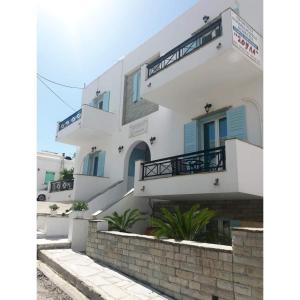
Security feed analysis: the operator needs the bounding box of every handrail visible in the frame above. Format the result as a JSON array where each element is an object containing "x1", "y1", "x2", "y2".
[
  {"x1": 142, "y1": 146, "x2": 226, "y2": 179},
  {"x1": 58, "y1": 109, "x2": 82, "y2": 131},
  {"x1": 49, "y1": 179, "x2": 74, "y2": 193},
  {"x1": 143, "y1": 146, "x2": 224, "y2": 164},
  {"x1": 147, "y1": 17, "x2": 222, "y2": 78}
]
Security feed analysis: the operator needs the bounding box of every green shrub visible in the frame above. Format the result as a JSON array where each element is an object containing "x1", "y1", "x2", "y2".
[
  {"x1": 151, "y1": 205, "x2": 216, "y2": 241},
  {"x1": 49, "y1": 204, "x2": 59, "y2": 211},
  {"x1": 104, "y1": 209, "x2": 144, "y2": 232},
  {"x1": 72, "y1": 201, "x2": 88, "y2": 211},
  {"x1": 60, "y1": 168, "x2": 74, "y2": 180}
]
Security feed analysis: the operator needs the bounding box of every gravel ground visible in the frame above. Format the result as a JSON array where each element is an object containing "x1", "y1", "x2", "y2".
[{"x1": 37, "y1": 269, "x2": 73, "y2": 300}]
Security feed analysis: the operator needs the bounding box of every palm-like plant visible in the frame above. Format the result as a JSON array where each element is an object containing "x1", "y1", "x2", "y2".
[
  {"x1": 151, "y1": 205, "x2": 216, "y2": 241},
  {"x1": 104, "y1": 209, "x2": 145, "y2": 232}
]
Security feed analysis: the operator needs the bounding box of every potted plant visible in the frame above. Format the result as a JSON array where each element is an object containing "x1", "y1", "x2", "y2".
[
  {"x1": 49, "y1": 204, "x2": 59, "y2": 216},
  {"x1": 72, "y1": 201, "x2": 88, "y2": 218}
]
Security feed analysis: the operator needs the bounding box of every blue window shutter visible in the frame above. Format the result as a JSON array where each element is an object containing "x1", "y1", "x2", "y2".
[
  {"x1": 97, "y1": 151, "x2": 106, "y2": 177},
  {"x1": 184, "y1": 121, "x2": 198, "y2": 153},
  {"x1": 102, "y1": 92, "x2": 110, "y2": 112},
  {"x1": 82, "y1": 155, "x2": 89, "y2": 175},
  {"x1": 226, "y1": 106, "x2": 247, "y2": 140},
  {"x1": 132, "y1": 70, "x2": 140, "y2": 102}
]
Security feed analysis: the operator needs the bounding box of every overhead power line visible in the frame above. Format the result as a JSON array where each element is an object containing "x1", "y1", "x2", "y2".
[
  {"x1": 37, "y1": 73, "x2": 84, "y2": 90},
  {"x1": 37, "y1": 76, "x2": 76, "y2": 112}
]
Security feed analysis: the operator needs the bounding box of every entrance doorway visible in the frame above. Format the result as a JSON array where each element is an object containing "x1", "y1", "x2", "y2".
[{"x1": 126, "y1": 142, "x2": 151, "y2": 191}]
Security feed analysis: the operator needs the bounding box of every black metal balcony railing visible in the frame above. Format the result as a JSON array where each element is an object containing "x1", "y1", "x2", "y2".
[
  {"x1": 141, "y1": 146, "x2": 225, "y2": 180},
  {"x1": 147, "y1": 18, "x2": 222, "y2": 78},
  {"x1": 50, "y1": 179, "x2": 74, "y2": 193},
  {"x1": 58, "y1": 109, "x2": 82, "y2": 131}
]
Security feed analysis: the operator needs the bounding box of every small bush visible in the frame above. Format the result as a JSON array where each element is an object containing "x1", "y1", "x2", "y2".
[
  {"x1": 151, "y1": 205, "x2": 216, "y2": 241},
  {"x1": 72, "y1": 201, "x2": 88, "y2": 211},
  {"x1": 49, "y1": 204, "x2": 59, "y2": 211},
  {"x1": 60, "y1": 168, "x2": 74, "y2": 180},
  {"x1": 104, "y1": 209, "x2": 145, "y2": 232}
]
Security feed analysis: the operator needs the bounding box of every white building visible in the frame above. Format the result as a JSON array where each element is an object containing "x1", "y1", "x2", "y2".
[
  {"x1": 37, "y1": 151, "x2": 74, "y2": 201},
  {"x1": 54, "y1": 0, "x2": 263, "y2": 233}
]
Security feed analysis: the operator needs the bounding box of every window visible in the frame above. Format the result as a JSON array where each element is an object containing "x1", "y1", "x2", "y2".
[
  {"x1": 82, "y1": 151, "x2": 106, "y2": 177},
  {"x1": 198, "y1": 112, "x2": 228, "y2": 150},
  {"x1": 44, "y1": 171, "x2": 55, "y2": 185},
  {"x1": 131, "y1": 69, "x2": 141, "y2": 103},
  {"x1": 90, "y1": 91, "x2": 110, "y2": 112}
]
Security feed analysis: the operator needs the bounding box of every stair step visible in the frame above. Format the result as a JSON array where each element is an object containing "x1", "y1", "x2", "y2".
[
  {"x1": 38, "y1": 249, "x2": 170, "y2": 300},
  {"x1": 37, "y1": 238, "x2": 71, "y2": 251}
]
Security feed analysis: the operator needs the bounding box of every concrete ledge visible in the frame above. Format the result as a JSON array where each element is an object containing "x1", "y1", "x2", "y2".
[
  {"x1": 232, "y1": 227, "x2": 263, "y2": 232},
  {"x1": 37, "y1": 238, "x2": 71, "y2": 251},
  {"x1": 37, "y1": 260, "x2": 88, "y2": 300},
  {"x1": 97, "y1": 229, "x2": 233, "y2": 253}
]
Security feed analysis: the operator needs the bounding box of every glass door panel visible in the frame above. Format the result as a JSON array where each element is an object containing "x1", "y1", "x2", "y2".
[
  {"x1": 204, "y1": 121, "x2": 215, "y2": 170},
  {"x1": 219, "y1": 117, "x2": 227, "y2": 146},
  {"x1": 204, "y1": 121, "x2": 215, "y2": 149}
]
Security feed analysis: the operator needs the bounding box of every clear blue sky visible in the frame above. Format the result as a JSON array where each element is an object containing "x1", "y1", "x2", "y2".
[{"x1": 37, "y1": 0, "x2": 198, "y2": 156}]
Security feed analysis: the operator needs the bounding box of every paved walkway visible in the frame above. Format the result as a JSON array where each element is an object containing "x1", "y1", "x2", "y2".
[
  {"x1": 37, "y1": 201, "x2": 72, "y2": 215},
  {"x1": 40, "y1": 249, "x2": 171, "y2": 300}
]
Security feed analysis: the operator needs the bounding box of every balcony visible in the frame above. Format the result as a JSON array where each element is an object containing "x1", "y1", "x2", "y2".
[
  {"x1": 47, "y1": 175, "x2": 113, "y2": 203},
  {"x1": 134, "y1": 139, "x2": 262, "y2": 200},
  {"x1": 49, "y1": 179, "x2": 74, "y2": 193},
  {"x1": 140, "y1": 9, "x2": 263, "y2": 118},
  {"x1": 56, "y1": 104, "x2": 117, "y2": 146}
]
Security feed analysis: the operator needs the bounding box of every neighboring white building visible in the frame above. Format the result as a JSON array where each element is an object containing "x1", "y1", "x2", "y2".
[
  {"x1": 37, "y1": 151, "x2": 74, "y2": 201},
  {"x1": 53, "y1": 0, "x2": 263, "y2": 232}
]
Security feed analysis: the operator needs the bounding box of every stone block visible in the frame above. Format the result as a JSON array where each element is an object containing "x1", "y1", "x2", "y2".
[
  {"x1": 189, "y1": 280, "x2": 201, "y2": 291},
  {"x1": 217, "y1": 279, "x2": 233, "y2": 291},
  {"x1": 159, "y1": 279, "x2": 181, "y2": 293},
  {"x1": 219, "y1": 252, "x2": 233, "y2": 262},
  {"x1": 233, "y1": 255, "x2": 263, "y2": 268},
  {"x1": 234, "y1": 283, "x2": 252, "y2": 296},
  {"x1": 168, "y1": 275, "x2": 188, "y2": 287},
  {"x1": 174, "y1": 253, "x2": 187, "y2": 262},
  {"x1": 160, "y1": 265, "x2": 175, "y2": 276},
  {"x1": 175, "y1": 269, "x2": 194, "y2": 280},
  {"x1": 194, "y1": 273, "x2": 217, "y2": 286}
]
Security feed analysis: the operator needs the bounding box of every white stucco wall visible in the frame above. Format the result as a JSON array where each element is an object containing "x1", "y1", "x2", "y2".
[
  {"x1": 57, "y1": 1, "x2": 263, "y2": 205},
  {"x1": 44, "y1": 216, "x2": 70, "y2": 238},
  {"x1": 37, "y1": 151, "x2": 74, "y2": 192}
]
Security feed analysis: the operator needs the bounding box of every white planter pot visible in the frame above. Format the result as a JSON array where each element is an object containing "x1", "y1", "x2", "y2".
[{"x1": 50, "y1": 210, "x2": 57, "y2": 216}]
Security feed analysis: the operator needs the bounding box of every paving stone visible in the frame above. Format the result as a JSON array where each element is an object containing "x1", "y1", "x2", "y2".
[{"x1": 39, "y1": 249, "x2": 170, "y2": 300}]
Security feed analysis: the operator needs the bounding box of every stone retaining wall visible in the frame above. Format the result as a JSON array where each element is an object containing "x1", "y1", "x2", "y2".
[{"x1": 86, "y1": 221, "x2": 263, "y2": 300}]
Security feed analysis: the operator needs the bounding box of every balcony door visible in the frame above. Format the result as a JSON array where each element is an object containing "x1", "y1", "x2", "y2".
[
  {"x1": 201, "y1": 117, "x2": 227, "y2": 150},
  {"x1": 203, "y1": 121, "x2": 215, "y2": 150}
]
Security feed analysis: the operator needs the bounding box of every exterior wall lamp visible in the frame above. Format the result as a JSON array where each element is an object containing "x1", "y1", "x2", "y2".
[
  {"x1": 96, "y1": 90, "x2": 101, "y2": 97},
  {"x1": 204, "y1": 103, "x2": 212, "y2": 113},
  {"x1": 118, "y1": 146, "x2": 124, "y2": 153},
  {"x1": 91, "y1": 146, "x2": 97, "y2": 153},
  {"x1": 150, "y1": 137, "x2": 156, "y2": 145},
  {"x1": 203, "y1": 15, "x2": 210, "y2": 23}
]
